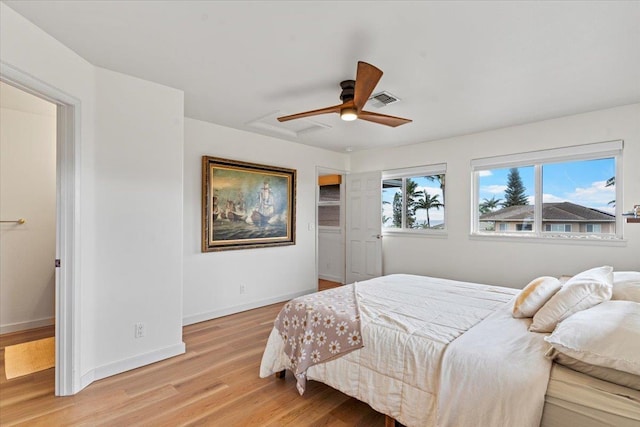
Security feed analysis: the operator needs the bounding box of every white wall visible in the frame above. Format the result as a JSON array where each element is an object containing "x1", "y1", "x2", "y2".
[
  {"x1": 1, "y1": 3, "x2": 185, "y2": 391},
  {"x1": 0, "y1": 82, "x2": 57, "y2": 333},
  {"x1": 92, "y1": 68, "x2": 185, "y2": 377},
  {"x1": 350, "y1": 104, "x2": 640, "y2": 288},
  {"x1": 318, "y1": 229, "x2": 345, "y2": 283},
  {"x1": 183, "y1": 118, "x2": 348, "y2": 324}
]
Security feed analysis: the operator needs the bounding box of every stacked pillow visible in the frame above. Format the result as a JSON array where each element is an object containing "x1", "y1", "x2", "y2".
[
  {"x1": 611, "y1": 271, "x2": 640, "y2": 302},
  {"x1": 512, "y1": 266, "x2": 640, "y2": 390},
  {"x1": 529, "y1": 266, "x2": 613, "y2": 333},
  {"x1": 512, "y1": 276, "x2": 562, "y2": 318},
  {"x1": 544, "y1": 300, "x2": 640, "y2": 390}
]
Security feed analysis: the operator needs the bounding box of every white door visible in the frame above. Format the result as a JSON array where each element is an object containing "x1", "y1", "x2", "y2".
[{"x1": 346, "y1": 171, "x2": 382, "y2": 284}]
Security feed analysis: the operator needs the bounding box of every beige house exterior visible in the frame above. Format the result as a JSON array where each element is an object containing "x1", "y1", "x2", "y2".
[{"x1": 479, "y1": 202, "x2": 616, "y2": 234}]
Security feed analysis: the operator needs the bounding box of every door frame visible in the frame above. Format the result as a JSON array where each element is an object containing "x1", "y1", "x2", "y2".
[{"x1": 1, "y1": 62, "x2": 81, "y2": 396}]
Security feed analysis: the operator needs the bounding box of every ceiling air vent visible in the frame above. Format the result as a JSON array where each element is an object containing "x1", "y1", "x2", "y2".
[{"x1": 369, "y1": 91, "x2": 400, "y2": 108}]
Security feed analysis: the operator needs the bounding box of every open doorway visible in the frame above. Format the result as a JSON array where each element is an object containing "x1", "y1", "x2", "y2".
[
  {"x1": 316, "y1": 167, "x2": 346, "y2": 290},
  {"x1": 0, "y1": 69, "x2": 79, "y2": 396},
  {"x1": 0, "y1": 81, "x2": 57, "y2": 382}
]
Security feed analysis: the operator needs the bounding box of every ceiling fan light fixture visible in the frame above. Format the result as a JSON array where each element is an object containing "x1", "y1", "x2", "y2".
[{"x1": 340, "y1": 107, "x2": 358, "y2": 121}]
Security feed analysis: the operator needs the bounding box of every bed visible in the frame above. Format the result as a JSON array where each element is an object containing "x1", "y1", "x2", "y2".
[{"x1": 260, "y1": 270, "x2": 640, "y2": 427}]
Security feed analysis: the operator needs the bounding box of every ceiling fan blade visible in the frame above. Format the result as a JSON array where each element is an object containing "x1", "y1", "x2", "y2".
[
  {"x1": 277, "y1": 104, "x2": 343, "y2": 122},
  {"x1": 353, "y1": 61, "x2": 383, "y2": 112},
  {"x1": 357, "y1": 110, "x2": 412, "y2": 127}
]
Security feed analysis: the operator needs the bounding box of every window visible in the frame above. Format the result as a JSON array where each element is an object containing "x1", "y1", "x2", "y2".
[
  {"x1": 318, "y1": 178, "x2": 342, "y2": 227},
  {"x1": 473, "y1": 141, "x2": 622, "y2": 239},
  {"x1": 586, "y1": 224, "x2": 601, "y2": 233},
  {"x1": 477, "y1": 166, "x2": 534, "y2": 234},
  {"x1": 545, "y1": 224, "x2": 572, "y2": 232},
  {"x1": 516, "y1": 223, "x2": 533, "y2": 231},
  {"x1": 382, "y1": 164, "x2": 446, "y2": 232}
]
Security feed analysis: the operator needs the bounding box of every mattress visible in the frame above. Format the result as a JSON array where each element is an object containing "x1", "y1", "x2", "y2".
[{"x1": 542, "y1": 363, "x2": 640, "y2": 427}]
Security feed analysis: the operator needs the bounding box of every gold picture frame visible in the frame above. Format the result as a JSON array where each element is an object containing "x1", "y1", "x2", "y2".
[{"x1": 202, "y1": 156, "x2": 296, "y2": 252}]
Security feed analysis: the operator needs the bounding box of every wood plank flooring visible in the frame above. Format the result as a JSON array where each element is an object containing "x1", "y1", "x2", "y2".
[
  {"x1": 0, "y1": 296, "x2": 384, "y2": 426},
  {"x1": 318, "y1": 279, "x2": 342, "y2": 291}
]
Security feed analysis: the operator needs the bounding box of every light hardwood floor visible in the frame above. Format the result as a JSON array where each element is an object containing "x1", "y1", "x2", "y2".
[
  {"x1": 0, "y1": 298, "x2": 384, "y2": 426},
  {"x1": 318, "y1": 279, "x2": 342, "y2": 291}
]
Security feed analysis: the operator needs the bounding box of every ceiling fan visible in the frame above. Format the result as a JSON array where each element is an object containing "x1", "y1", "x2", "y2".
[{"x1": 277, "y1": 61, "x2": 412, "y2": 128}]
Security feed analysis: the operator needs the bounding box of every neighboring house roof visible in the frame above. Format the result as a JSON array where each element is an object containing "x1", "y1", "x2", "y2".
[{"x1": 479, "y1": 202, "x2": 615, "y2": 222}]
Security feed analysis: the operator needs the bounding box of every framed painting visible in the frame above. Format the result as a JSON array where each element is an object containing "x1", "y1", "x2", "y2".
[{"x1": 202, "y1": 156, "x2": 296, "y2": 251}]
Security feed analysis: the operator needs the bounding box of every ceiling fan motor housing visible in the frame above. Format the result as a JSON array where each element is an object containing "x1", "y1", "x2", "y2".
[{"x1": 340, "y1": 80, "x2": 355, "y2": 102}]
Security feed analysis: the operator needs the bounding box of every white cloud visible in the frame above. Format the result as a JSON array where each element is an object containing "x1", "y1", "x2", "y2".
[
  {"x1": 565, "y1": 180, "x2": 615, "y2": 207},
  {"x1": 478, "y1": 170, "x2": 493, "y2": 177},
  {"x1": 414, "y1": 185, "x2": 443, "y2": 197},
  {"x1": 481, "y1": 184, "x2": 507, "y2": 194},
  {"x1": 542, "y1": 193, "x2": 566, "y2": 203}
]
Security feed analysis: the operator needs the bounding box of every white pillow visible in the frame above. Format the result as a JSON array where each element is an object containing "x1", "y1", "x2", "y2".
[
  {"x1": 612, "y1": 271, "x2": 640, "y2": 302},
  {"x1": 544, "y1": 300, "x2": 640, "y2": 376},
  {"x1": 512, "y1": 276, "x2": 562, "y2": 318},
  {"x1": 530, "y1": 266, "x2": 613, "y2": 333}
]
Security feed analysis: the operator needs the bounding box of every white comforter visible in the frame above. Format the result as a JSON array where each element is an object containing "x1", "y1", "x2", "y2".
[{"x1": 260, "y1": 274, "x2": 552, "y2": 427}]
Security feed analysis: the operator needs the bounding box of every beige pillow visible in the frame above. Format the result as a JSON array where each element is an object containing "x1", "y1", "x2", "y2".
[
  {"x1": 612, "y1": 271, "x2": 640, "y2": 302},
  {"x1": 544, "y1": 300, "x2": 640, "y2": 377},
  {"x1": 530, "y1": 266, "x2": 613, "y2": 333},
  {"x1": 512, "y1": 276, "x2": 562, "y2": 318}
]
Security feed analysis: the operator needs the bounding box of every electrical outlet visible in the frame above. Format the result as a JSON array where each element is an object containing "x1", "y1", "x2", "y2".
[
  {"x1": 240, "y1": 284, "x2": 246, "y2": 294},
  {"x1": 135, "y1": 322, "x2": 145, "y2": 338}
]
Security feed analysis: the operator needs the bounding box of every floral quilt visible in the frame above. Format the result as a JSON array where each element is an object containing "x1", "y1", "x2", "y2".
[{"x1": 273, "y1": 283, "x2": 363, "y2": 394}]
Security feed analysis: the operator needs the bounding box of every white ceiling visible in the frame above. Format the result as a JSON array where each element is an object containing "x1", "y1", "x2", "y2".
[{"x1": 5, "y1": 1, "x2": 640, "y2": 152}]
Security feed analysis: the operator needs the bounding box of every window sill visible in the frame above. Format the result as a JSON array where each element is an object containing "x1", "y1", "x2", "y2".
[
  {"x1": 382, "y1": 229, "x2": 448, "y2": 239},
  {"x1": 469, "y1": 232, "x2": 627, "y2": 247}
]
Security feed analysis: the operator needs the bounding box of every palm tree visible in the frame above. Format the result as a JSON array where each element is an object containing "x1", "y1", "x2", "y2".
[
  {"x1": 415, "y1": 191, "x2": 443, "y2": 228},
  {"x1": 479, "y1": 196, "x2": 502, "y2": 214},
  {"x1": 425, "y1": 174, "x2": 446, "y2": 206},
  {"x1": 606, "y1": 176, "x2": 615, "y2": 207},
  {"x1": 405, "y1": 179, "x2": 421, "y2": 228}
]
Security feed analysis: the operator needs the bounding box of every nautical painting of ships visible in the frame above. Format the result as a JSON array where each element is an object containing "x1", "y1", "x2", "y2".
[{"x1": 213, "y1": 181, "x2": 282, "y2": 228}]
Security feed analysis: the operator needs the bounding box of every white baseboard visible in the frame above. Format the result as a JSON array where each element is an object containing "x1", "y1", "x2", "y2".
[
  {"x1": 0, "y1": 317, "x2": 55, "y2": 335},
  {"x1": 182, "y1": 288, "x2": 316, "y2": 326},
  {"x1": 80, "y1": 370, "x2": 95, "y2": 392},
  {"x1": 88, "y1": 342, "x2": 186, "y2": 384}
]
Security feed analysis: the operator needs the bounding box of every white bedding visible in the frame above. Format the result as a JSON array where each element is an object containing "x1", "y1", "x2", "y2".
[
  {"x1": 260, "y1": 274, "x2": 552, "y2": 427},
  {"x1": 438, "y1": 294, "x2": 552, "y2": 427}
]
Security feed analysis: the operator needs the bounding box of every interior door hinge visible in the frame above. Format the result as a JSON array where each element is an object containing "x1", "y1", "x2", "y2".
[{"x1": 55, "y1": 259, "x2": 61, "y2": 268}]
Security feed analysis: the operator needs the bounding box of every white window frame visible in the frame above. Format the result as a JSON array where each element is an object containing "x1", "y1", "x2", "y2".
[
  {"x1": 382, "y1": 163, "x2": 447, "y2": 236},
  {"x1": 471, "y1": 140, "x2": 623, "y2": 241}
]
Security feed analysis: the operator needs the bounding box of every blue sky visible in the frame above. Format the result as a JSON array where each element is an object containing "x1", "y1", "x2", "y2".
[{"x1": 478, "y1": 158, "x2": 616, "y2": 213}]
